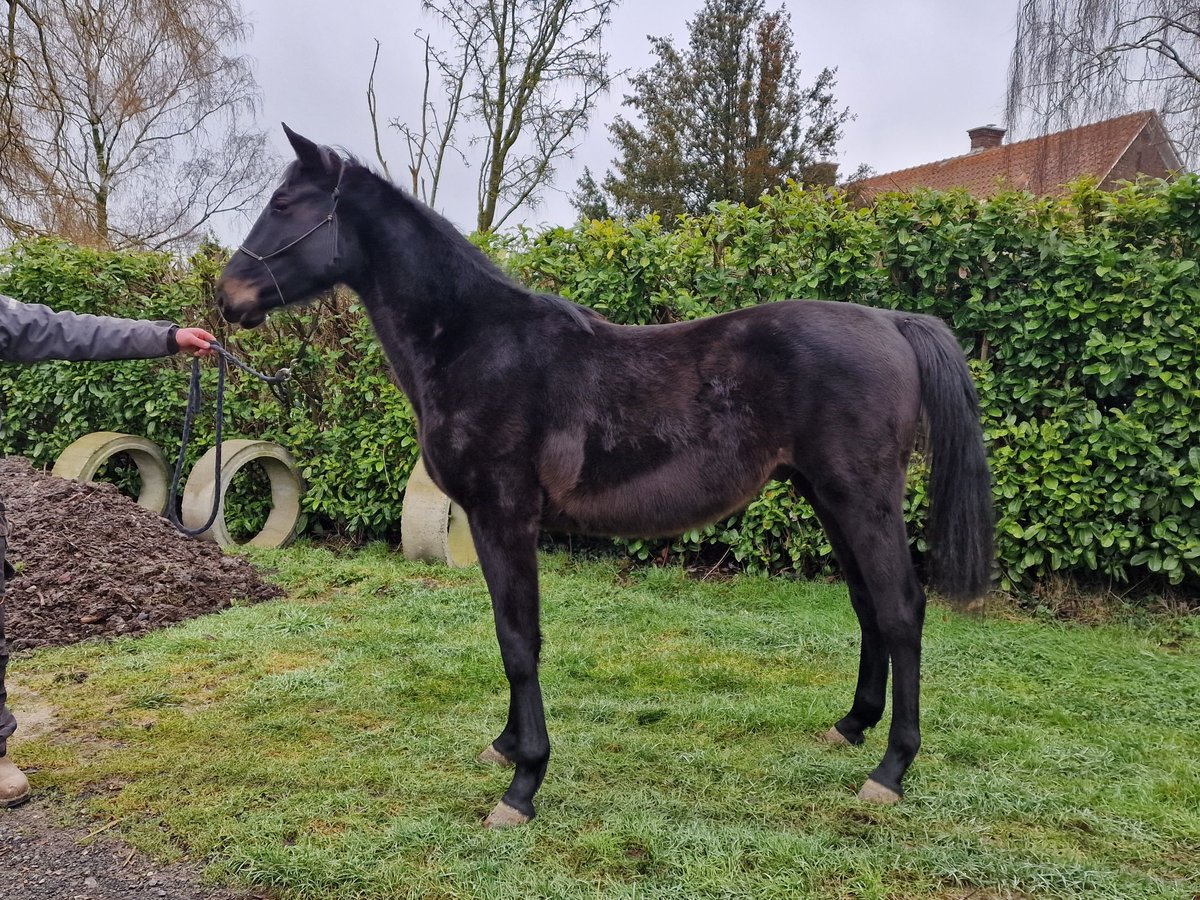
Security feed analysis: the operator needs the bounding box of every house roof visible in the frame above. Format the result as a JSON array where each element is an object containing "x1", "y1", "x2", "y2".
[{"x1": 853, "y1": 110, "x2": 1182, "y2": 200}]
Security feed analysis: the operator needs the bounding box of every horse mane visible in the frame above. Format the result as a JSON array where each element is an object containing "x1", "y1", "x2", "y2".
[
  {"x1": 313, "y1": 150, "x2": 601, "y2": 335},
  {"x1": 535, "y1": 293, "x2": 605, "y2": 333}
]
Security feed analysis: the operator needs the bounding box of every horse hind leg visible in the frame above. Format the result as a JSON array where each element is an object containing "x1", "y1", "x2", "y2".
[
  {"x1": 478, "y1": 739, "x2": 515, "y2": 767},
  {"x1": 810, "y1": 478, "x2": 926, "y2": 805},
  {"x1": 804, "y1": 492, "x2": 889, "y2": 749}
]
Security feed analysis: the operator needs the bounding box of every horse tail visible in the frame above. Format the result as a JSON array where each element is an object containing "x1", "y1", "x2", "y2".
[{"x1": 894, "y1": 313, "x2": 994, "y2": 604}]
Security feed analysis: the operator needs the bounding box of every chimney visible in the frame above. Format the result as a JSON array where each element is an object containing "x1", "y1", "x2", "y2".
[
  {"x1": 803, "y1": 160, "x2": 839, "y2": 186},
  {"x1": 967, "y1": 125, "x2": 1005, "y2": 153}
]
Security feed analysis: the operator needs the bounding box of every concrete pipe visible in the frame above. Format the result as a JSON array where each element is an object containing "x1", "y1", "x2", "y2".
[
  {"x1": 52, "y1": 431, "x2": 171, "y2": 513},
  {"x1": 181, "y1": 439, "x2": 304, "y2": 548},
  {"x1": 401, "y1": 455, "x2": 477, "y2": 567}
]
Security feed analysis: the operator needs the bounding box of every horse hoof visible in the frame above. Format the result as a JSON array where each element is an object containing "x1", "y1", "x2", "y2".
[
  {"x1": 477, "y1": 744, "x2": 513, "y2": 767},
  {"x1": 822, "y1": 726, "x2": 852, "y2": 746},
  {"x1": 483, "y1": 801, "x2": 532, "y2": 829},
  {"x1": 857, "y1": 778, "x2": 902, "y2": 805}
]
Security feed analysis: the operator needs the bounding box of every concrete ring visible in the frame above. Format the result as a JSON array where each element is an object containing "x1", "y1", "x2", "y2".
[
  {"x1": 401, "y1": 455, "x2": 477, "y2": 567},
  {"x1": 52, "y1": 432, "x2": 171, "y2": 513},
  {"x1": 181, "y1": 439, "x2": 304, "y2": 548}
]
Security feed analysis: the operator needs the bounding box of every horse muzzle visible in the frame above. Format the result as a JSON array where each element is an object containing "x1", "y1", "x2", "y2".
[{"x1": 215, "y1": 277, "x2": 270, "y2": 328}]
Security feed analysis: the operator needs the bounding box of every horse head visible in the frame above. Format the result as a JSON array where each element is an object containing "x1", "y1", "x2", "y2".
[{"x1": 217, "y1": 125, "x2": 355, "y2": 328}]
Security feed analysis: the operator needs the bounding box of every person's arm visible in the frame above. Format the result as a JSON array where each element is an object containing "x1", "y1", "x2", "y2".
[{"x1": 0, "y1": 294, "x2": 194, "y2": 362}]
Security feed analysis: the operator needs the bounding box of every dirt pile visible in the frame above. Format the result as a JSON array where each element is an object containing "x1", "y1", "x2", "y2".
[{"x1": 1, "y1": 456, "x2": 284, "y2": 651}]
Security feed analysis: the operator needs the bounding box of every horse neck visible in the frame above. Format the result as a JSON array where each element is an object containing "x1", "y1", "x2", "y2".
[{"x1": 342, "y1": 184, "x2": 527, "y2": 410}]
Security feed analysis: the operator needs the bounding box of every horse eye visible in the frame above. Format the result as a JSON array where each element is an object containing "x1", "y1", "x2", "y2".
[{"x1": 270, "y1": 197, "x2": 290, "y2": 212}]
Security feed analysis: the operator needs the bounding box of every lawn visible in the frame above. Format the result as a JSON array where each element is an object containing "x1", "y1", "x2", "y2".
[{"x1": 10, "y1": 544, "x2": 1200, "y2": 899}]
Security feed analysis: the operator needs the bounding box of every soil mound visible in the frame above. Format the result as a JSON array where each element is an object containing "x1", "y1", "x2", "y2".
[{"x1": 1, "y1": 456, "x2": 284, "y2": 651}]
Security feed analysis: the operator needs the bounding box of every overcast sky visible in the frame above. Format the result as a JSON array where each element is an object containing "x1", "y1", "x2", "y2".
[{"x1": 227, "y1": 0, "x2": 1019, "y2": 239}]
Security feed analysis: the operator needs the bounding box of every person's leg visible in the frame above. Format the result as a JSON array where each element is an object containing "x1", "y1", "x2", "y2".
[{"x1": 0, "y1": 498, "x2": 30, "y2": 807}]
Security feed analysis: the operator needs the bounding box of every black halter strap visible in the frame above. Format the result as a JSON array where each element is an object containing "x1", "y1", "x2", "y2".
[{"x1": 236, "y1": 160, "x2": 345, "y2": 307}]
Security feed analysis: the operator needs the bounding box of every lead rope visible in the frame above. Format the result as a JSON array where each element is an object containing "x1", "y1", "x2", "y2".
[{"x1": 166, "y1": 342, "x2": 295, "y2": 538}]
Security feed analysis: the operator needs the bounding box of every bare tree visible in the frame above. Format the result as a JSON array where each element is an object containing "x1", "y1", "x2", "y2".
[
  {"x1": 1007, "y1": 1, "x2": 1199, "y2": 167},
  {"x1": 369, "y1": 31, "x2": 470, "y2": 208},
  {"x1": 368, "y1": 41, "x2": 396, "y2": 184},
  {"x1": 1, "y1": 0, "x2": 276, "y2": 250},
  {"x1": 376, "y1": 0, "x2": 619, "y2": 232}
]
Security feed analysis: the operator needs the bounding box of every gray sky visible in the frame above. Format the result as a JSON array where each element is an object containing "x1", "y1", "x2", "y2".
[{"x1": 229, "y1": 0, "x2": 1018, "y2": 238}]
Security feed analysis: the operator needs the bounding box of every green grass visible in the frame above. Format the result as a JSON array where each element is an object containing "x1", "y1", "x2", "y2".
[{"x1": 9, "y1": 544, "x2": 1200, "y2": 899}]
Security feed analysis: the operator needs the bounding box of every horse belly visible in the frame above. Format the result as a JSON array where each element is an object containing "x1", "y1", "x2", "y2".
[{"x1": 546, "y1": 452, "x2": 781, "y2": 539}]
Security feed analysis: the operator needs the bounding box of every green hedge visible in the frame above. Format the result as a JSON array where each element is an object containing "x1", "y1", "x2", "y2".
[{"x1": 2, "y1": 175, "x2": 1198, "y2": 593}]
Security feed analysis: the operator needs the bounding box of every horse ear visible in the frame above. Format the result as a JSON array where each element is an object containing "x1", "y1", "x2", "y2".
[{"x1": 282, "y1": 123, "x2": 327, "y2": 173}]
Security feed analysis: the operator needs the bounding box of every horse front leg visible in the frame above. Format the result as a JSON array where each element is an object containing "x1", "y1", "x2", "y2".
[{"x1": 468, "y1": 509, "x2": 549, "y2": 828}]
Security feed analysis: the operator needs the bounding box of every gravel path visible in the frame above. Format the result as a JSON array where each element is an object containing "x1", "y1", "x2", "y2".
[{"x1": 0, "y1": 799, "x2": 268, "y2": 900}]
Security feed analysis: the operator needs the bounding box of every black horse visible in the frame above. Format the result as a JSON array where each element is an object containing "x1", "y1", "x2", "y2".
[{"x1": 216, "y1": 126, "x2": 993, "y2": 828}]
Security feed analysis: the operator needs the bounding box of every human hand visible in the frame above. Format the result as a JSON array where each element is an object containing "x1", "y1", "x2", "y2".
[{"x1": 175, "y1": 327, "x2": 217, "y2": 358}]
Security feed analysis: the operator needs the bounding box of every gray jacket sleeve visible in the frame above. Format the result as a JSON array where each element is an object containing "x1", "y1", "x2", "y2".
[{"x1": 0, "y1": 294, "x2": 177, "y2": 363}]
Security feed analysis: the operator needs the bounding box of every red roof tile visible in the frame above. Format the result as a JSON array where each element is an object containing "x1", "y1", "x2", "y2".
[{"x1": 854, "y1": 111, "x2": 1177, "y2": 199}]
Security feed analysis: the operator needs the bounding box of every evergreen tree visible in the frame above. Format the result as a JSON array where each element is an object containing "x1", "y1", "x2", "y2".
[
  {"x1": 579, "y1": 0, "x2": 849, "y2": 221},
  {"x1": 571, "y1": 167, "x2": 614, "y2": 221}
]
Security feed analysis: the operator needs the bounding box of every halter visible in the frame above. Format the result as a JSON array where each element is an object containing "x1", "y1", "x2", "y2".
[{"x1": 236, "y1": 159, "x2": 346, "y2": 307}]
